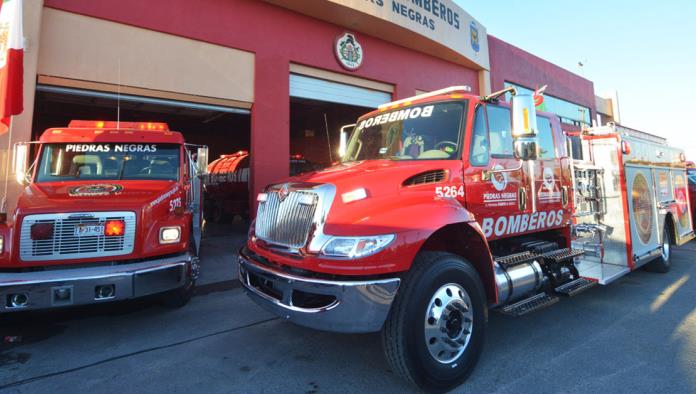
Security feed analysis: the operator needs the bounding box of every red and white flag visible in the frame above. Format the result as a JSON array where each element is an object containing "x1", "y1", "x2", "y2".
[
  {"x1": 0, "y1": 0, "x2": 23, "y2": 134},
  {"x1": 533, "y1": 84, "x2": 547, "y2": 107}
]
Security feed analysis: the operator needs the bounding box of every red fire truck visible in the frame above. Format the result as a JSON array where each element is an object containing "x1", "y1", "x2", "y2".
[
  {"x1": 0, "y1": 120, "x2": 208, "y2": 312},
  {"x1": 238, "y1": 86, "x2": 694, "y2": 391}
]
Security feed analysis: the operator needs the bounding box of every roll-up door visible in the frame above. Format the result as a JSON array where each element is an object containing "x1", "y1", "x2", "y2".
[{"x1": 289, "y1": 74, "x2": 391, "y2": 108}]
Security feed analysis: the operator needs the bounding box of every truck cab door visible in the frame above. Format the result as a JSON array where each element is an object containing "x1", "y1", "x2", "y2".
[
  {"x1": 184, "y1": 147, "x2": 204, "y2": 254},
  {"x1": 464, "y1": 104, "x2": 525, "y2": 240},
  {"x1": 530, "y1": 116, "x2": 565, "y2": 219}
]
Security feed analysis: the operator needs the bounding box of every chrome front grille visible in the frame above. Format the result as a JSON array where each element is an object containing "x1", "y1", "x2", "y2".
[
  {"x1": 20, "y1": 212, "x2": 136, "y2": 261},
  {"x1": 255, "y1": 189, "x2": 319, "y2": 249}
]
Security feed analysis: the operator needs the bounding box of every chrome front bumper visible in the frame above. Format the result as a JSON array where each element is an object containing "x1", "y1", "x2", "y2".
[
  {"x1": 0, "y1": 253, "x2": 194, "y2": 313},
  {"x1": 238, "y1": 249, "x2": 400, "y2": 333}
]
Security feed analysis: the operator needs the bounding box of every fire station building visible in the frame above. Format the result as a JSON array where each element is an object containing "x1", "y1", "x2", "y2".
[{"x1": 5, "y1": 0, "x2": 599, "y2": 213}]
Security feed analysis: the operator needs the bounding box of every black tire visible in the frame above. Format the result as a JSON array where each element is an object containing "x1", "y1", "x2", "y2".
[
  {"x1": 160, "y1": 282, "x2": 194, "y2": 308},
  {"x1": 644, "y1": 225, "x2": 672, "y2": 273},
  {"x1": 161, "y1": 245, "x2": 198, "y2": 308},
  {"x1": 203, "y1": 199, "x2": 212, "y2": 222},
  {"x1": 381, "y1": 252, "x2": 487, "y2": 393}
]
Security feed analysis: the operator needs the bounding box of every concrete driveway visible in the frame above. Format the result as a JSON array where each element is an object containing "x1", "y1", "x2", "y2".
[{"x1": 1, "y1": 238, "x2": 695, "y2": 393}]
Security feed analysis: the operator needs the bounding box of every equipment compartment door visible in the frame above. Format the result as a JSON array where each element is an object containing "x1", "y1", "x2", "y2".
[
  {"x1": 626, "y1": 167, "x2": 659, "y2": 259},
  {"x1": 671, "y1": 170, "x2": 694, "y2": 239}
]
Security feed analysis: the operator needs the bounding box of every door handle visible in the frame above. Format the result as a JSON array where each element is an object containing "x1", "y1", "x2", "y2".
[{"x1": 518, "y1": 187, "x2": 527, "y2": 211}]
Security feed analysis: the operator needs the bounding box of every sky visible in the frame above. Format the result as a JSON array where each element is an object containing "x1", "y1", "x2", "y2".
[{"x1": 454, "y1": 0, "x2": 696, "y2": 158}]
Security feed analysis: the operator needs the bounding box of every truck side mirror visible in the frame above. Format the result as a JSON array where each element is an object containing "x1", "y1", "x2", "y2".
[
  {"x1": 13, "y1": 142, "x2": 29, "y2": 184},
  {"x1": 338, "y1": 124, "x2": 355, "y2": 158},
  {"x1": 511, "y1": 94, "x2": 538, "y2": 161},
  {"x1": 196, "y1": 146, "x2": 209, "y2": 176}
]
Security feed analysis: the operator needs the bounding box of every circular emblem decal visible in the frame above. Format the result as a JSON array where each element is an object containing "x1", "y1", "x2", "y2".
[
  {"x1": 470, "y1": 21, "x2": 480, "y2": 53},
  {"x1": 542, "y1": 167, "x2": 555, "y2": 192},
  {"x1": 69, "y1": 184, "x2": 123, "y2": 197},
  {"x1": 491, "y1": 164, "x2": 508, "y2": 192},
  {"x1": 631, "y1": 173, "x2": 653, "y2": 245},
  {"x1": 335, "y1": 32, "x2": 363, "y2": 71},
  {"x1": 674, "y1": 174, "x2": 689, "y2": 229}
]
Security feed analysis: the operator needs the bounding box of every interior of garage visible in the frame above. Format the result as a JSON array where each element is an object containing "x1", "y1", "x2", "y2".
[{"x1": 290, "y1": 97, "x2": 371, "y2": 171}]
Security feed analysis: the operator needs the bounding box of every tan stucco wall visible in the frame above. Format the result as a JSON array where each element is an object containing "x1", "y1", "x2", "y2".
[{"x1": 38, "y1": 8, "x2": 255, "y2": 103}]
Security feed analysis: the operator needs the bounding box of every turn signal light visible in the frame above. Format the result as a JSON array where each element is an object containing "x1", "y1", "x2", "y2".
[
  {"x1": 621, "y1": 140, "x2": 631, "y2": 155},
  {"x1": 104, "y1": 220, "x2": 125, "y2": 237},
  {"x1": 30, "y1": 223, "x2": 54, "y2": 240}
]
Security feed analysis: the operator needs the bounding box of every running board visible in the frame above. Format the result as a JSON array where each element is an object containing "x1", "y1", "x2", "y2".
[
  {"x1": 500, "y1": 293, "x2": 559, "y2": 317},
  {"x1": 554, "y1": 278, "x2": 597, "y2": 297}
]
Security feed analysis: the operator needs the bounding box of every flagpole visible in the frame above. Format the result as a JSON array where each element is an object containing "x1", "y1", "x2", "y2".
[{"x1": 1, "y1": 115, "x2": 13, "y2": 214}]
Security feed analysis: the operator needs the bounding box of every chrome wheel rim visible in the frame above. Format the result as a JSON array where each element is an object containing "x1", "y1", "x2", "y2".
[
  {"x1": 662, "y1": 229, "x2": 670, "y2": 261},
  {"x1": 424, "y1": 283, "x2": 474, "y2": 364}
]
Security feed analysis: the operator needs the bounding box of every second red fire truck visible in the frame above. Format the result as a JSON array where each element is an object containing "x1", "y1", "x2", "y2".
[
  {"x1": 239, "y1": 86, "x2": 693, "y2": 391},
  {"x1": 0, "y1": 120, "x2": 208, "y2": 312}
]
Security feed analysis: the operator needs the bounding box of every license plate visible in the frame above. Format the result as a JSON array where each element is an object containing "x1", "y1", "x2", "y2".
[{"x1": 74, "y1": 225, "x2": 104, "y2": 237}]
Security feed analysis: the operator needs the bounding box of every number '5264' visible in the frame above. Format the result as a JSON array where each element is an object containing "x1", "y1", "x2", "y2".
[{"x1": 435, "y1": 185, "x2": 465, "y2": 198}]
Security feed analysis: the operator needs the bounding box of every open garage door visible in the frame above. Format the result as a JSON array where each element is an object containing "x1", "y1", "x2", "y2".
[
  {"x1": 290, "y1": 74, "x2": 392, "y2": 108},
  {"x1": 33, "y1": 85, "x2": 250, "y2": 160},
  {"x1": 289, "y1": 73, "x2": 392, "y2": 170}
]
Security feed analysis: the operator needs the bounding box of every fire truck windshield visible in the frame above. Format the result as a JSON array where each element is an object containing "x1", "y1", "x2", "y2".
[
  {"x1": 343, "y1": 101, "x2": 467, "y2": 162},
  {"x1": 35, "y1": 143, "x2": 181, "y2": 182}
]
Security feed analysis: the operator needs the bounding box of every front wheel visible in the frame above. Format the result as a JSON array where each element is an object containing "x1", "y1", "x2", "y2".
[
  {"x1": 381, "y1": 252, "x2": 487, "y2": 392},
  {"x1": 160, "y1": 252, "x2": 198, "y2": 308}
]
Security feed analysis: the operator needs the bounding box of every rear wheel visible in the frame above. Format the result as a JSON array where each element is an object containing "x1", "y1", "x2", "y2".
[
  {"x1": 381, "y1": 252, "x2": 487, "y2": 392},
  {"x1": 645, "y1": 225, "x2": 672, "y2": 273}
]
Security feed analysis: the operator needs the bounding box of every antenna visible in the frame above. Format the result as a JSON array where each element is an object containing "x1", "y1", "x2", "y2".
[
  {"x1": 117, "y1": 58, "x2": 121, "y2": 128},
  {"x1": 324, "y1": 113, "x2": 333, "y2": 163}
]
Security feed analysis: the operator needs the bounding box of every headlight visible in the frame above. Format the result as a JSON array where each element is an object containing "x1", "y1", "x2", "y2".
[
  {"x1": 0, "y1": 235, "x2": 4, "y2": 253},
  {"x1": 321, "y1": 234, "x2": 395, "y2": 258},
  {"x1": 159, "y1": 226, "x2": 181, "y2": 244}
]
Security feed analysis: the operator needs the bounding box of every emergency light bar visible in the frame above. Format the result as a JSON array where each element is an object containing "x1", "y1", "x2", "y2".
[
  {"x1": 378, "y1": 86, "x2": 472, "y2": 110},
  {"x1": 68, "y1": 120, "x2": 170, "y2": 131}
]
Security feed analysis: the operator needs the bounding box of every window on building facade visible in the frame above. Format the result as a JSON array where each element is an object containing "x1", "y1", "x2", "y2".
[{"x1": 504, "y1": 82, "x2": 591, "y2": 127}]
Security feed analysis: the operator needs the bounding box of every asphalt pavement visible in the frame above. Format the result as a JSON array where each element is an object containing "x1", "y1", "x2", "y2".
[{"x1": 1, "y1": 234, "x2": 695, "y2": 394}]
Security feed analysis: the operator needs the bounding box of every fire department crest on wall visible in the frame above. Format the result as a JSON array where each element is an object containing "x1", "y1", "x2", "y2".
[
  {"x1": 469, "y1": 21, "x2": 480, "y2": 53},
  {"x1": 335, "y1": 32, "x2": 363, "y2": 71}
]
